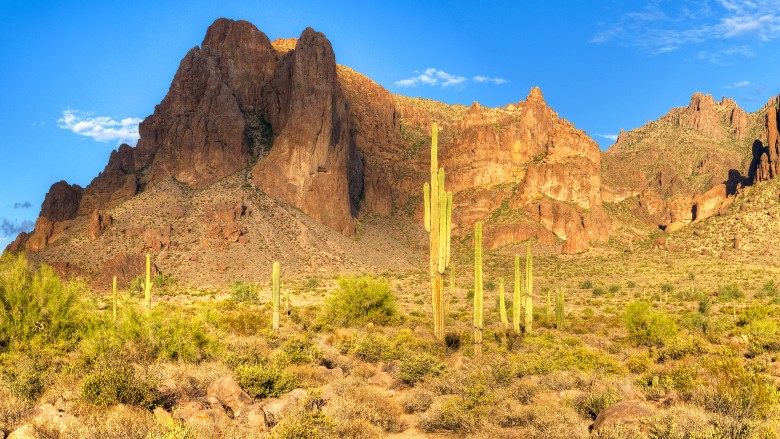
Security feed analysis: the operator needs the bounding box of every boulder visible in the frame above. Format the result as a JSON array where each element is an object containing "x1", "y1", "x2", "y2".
[
  {"x1": 206, "y1": 377, "x2": 252, "y2": 412},
  {"x1": 261, "y1": 388, "x2": 308, "y2": 427},
  {"x1": 101, "y1": 252, "x2": 159, "y2": 286},
  {"x1": 592, "y1": 400, "x2": 654, "y2": 431}
]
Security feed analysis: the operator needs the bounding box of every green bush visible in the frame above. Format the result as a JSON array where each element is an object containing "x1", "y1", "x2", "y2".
[
  {"x1": 577, "y1": 390, "x2": 621, "y2": 419},
  {"x1": 230, "y1": 281, "x2": 259, "y2": 303},
  {"x1": 279, "y1": 335, "x2": 321, "y2": 365},
  {"x1": 717, "y1": 283, "x2": 744, "y2": 302},
  {"x1": 81, "y1": 364, "x2": 158, "y2": 409},
  {"x1": 623, "y1": 301, "x2": 677, "y2": 347},
  {"x1": 323, "y1": 276, "x2": 396, "y2": 326},
  {"x1": 696, "y1": 356, "x2": 779, "y2": 423},
  {"x1": 756, "y1": 280, "x2": 779, "y2": 299},
  {"x1": 399, "y1": 354, "x2": 446, "y2": 385},
  {"x1": 580, "y1": 280, "x2": 593, "y2": 289},
  {"x1": 608, "y1": 285, "x2": 621, "y2": 294},
  {"x1": 351, "y1": 333, "x2": 397, "y2": 363},
  {"x1": 592, "y1": 286, "x2": 607, "y2": 296},
  {"x1": 152, "y1": 273, "x2": 177, "y2": 290},
  {"x1": 657, "y1": 336, "x2": 704, "y2": 362},
  {"x1": 0, "y1": 254, "x2": 81, "y2": 351},
  {"x1": 236, "y1": 363, "x2": 298, "y2": 399}
]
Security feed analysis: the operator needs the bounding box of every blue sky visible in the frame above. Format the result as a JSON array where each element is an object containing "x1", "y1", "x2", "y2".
[{"x1": 1, "y1": 0, "x2": 779, "y2": 247}]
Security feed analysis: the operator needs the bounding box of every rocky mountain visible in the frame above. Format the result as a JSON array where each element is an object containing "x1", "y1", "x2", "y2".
[
  {"x1": 602, "y1": 92, "x2": 780, "y2": 233},
  {"x1": 11, "y1": 18, "x2": 780, "y2": 285}
]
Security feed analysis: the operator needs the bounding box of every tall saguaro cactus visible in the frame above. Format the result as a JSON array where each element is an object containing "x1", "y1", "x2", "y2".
[
  {"x1": 112, "y1": 276, "x2": 117, "y2": 323},
  {"x1": 424, "y1": 123, "x2": 453, "y2": 341},
  {"x1": 524, "y1": 242, "x2": 533, "y2": 334},
  {"x1": 474, "y1": 221, "x2": 484, "y2": 357},
  {"x1": 555, "y1": 288, "x2": 565, "y2": 329},
  {"x1": 513, "y1": 254, "x2": 521, "y2": 334},
  {"x1": 144, "y1": 253, "x2": 152, "y2": 310},
  {"x1": 272, "y1": 261, "x2": 280, "y2": 331},
  {"x1": 499, "y1": 277, "x2": 508, "y2": 329}
]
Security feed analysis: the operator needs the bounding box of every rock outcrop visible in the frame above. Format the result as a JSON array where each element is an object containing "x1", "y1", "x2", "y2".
[
  {"x1": 753, "y1": 104, "x2": 780, "y2": 183},
  {"x1": 252, "y1": 28, "x2": 360, "y2": 236}
]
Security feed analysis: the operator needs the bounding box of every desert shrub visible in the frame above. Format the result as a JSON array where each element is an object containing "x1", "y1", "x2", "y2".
[
  {"x1": 742, "y1": 318, "x2": 780, "y2": 354},
  {"x1": 351, "y1": 333, "x2": 398, "y2": 363},
  {"x1": 623, "y1": 301, "x2": 677, "y2": 347},
  {"x1": 717, "y1": 283, "x2": 744, "y2": 301},
  {"x1": 152, "y1": 273, "x2": 177, "y2": 290},
  {"x1": 129, "y1": 275, "x2": 146, "y2": 296},
  {"x1": 695, "y1": 356, "x2": 779, "y2": 434},
  {"x1": 513, "y1": 333, "x2": 624, "y2": 376},
  {"x1": 230, "y1": 281, "x2": 259, "y2": 303},
  {"x1": 661, "y1": 283, "x2": 674, "y2": 293},
  {"x1": 576, "y1": 389, "x2": 622, "y2": 419},
  {"x1": 400, "y1": 388, "x2": 434, "y2": 413},
  {"x1": 580, "y1": 279, "x2": 593, "y2": 289},
  {"x1": 325, "y1": 384, "x2": 404, "y2": 433},
  {"x1": 626, "y1": 352, "x2": 653, "y2": 374},
  {"x1": 484, "y1": 279, "x2": 496, "y2": 291},
  {"x1": 270, "y1": 410, "x2": 336, "y2": 439},
  {"x1": 648, "y1": 404, "x2": 718, "y2": 439},
  {"x1": 582, "y1": 307, "x2": 595, "y2": 319},
  {"x1": 105, "y1": 304, "x2": 215, "y2": 363},
  {"x1": 608, "y1": 284, "x2": 621, "y2": 294},
  {"x1": 647, "y1": 364, "x2": 698, "y2": 393},
  {"x1": 418, "y1": 377, "x2": 494, "y2": 434},
  {"x1": 278, "y1": 335, "x2": 321, "y2": 365},
  {"x1": 698, "y1": 295, "x2": 712, "y2": 314},
  {"x1": 593, "y1": 286, "x2": 607, "y2": 296},
  {"x1": 0, "y1": 350, "x2": 49, "y2": 401},
  {"x1": 236, "y1": 363, "x2": 298, "y2": 399},
  {"x1": 323, "y1": 276, "x2": 396, "y2": 326},
  {"x1": 81, "y1": 364, "x2": 158, "y2": 409},
  {"x1": 399, "y1": 353, "x2": 446, "y2": 385},
  {"x1": 657, "y1": 336, "x2": 705, "y2": 362},
  {"x1": 0, "y1": 254, "x2": 81, "y2": 351},
  {"x1": 304, "y1": 277, "x2": 320, "y2": 289},
  {"x1": 627, "y1": 280, "x2": 637, "y2": 288},
  {"x1": 756, "y1": 280, "x2": 779, "y2": 299}
]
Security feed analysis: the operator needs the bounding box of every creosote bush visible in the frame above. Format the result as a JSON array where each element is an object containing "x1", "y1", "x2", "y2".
[
  {"x1": 623, "y1": 301, "x2": 677, "y2": 347},
  {"x1": 236, "y1": 363, "x2": 298, "y2": 398},
  {"x1": 230, "y1": 280, "x2": 259, "y2": 303},
  {"x1": 399, "y1": 353, "x2": 446, "y2": 385},
  {"x1": 81, "y1": 363, "x2": 158, "y2": 409},
  {"x1": 323, "y1": 275, "x2": 397, "y2": 326}
]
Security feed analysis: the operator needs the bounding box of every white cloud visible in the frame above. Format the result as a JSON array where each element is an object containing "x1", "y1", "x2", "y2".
[
  {"x1": 473, "y1": 75, "x2": 508, "y2": 85},
  {"x1": 57, "y1": 109, "x2": 141, "y2": 145},
  {"x1": 395, "y1": 68, "x2": 467, "y2": 88},
  {"x1": 591, "y1": 0, "x2": 780, "y2": 60},
  {"x1": 596, "y1": 133, "x2": 619, "y2": 141},
  {"x1": 725, "y1": 80, "x2": 752, "y2": 88}
]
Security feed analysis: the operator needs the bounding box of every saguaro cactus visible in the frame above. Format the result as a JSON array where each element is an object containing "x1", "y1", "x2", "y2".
[
  {"x1": 424, "y1": 123, "x2": 453, "y2": 341},
  {"x1": 499, "y1": 277, "x2": 508, "y2": 329},
  {"x1": 112, "y1": 275, "x2": 117, "y2": 323},
  {"x1": 555, "y1": 288, "x2": 565, "y2": 329},
  {"x1": 474, "y1": 221, "x2": 484, "y2": 357},
  {"x1": 513, "y1": 254, "x2": 521, "y2": 334},
  {"x1": 272, "y1": 261, "x2": 280, "y2": 331},
  {"x1": 144, "y1": 253, "x2": 152, "y2": 310},
  {"x1": 524, "y1": 242, "x2": 533, "y2": 334}
]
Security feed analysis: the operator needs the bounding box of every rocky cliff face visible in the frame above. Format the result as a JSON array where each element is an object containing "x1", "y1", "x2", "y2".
[
  {"x1": 9, "y1": 18, "x2": 619, "y2": 261},
  {"x1": 603, "y1": 92, "x2": 777, "y2": 232},
  {"x1": 252, "y1": 28, "x2": 360, "y2": 236},
  {"x1": 394, "y1": 87, "x2": 610, "y2": 253}
]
